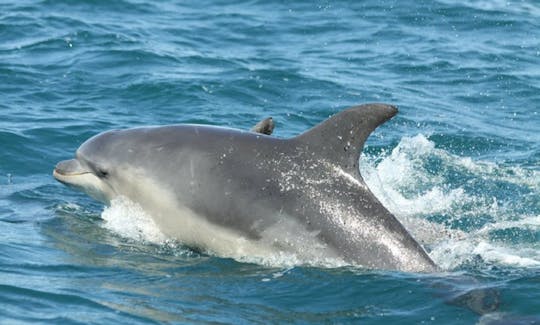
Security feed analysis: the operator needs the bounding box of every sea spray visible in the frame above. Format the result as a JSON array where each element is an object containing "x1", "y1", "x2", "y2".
[
  {"x1": 362, "y1": 134, "x2": 540, "y2": 270},
  {"x1": 102, "y1": 196, "x2": 167, "y2": 244}
]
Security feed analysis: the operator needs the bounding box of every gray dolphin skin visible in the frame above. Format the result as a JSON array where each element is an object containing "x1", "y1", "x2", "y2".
[{"x1": 53, "y1": 103, "x2": 437, "y2": 272}]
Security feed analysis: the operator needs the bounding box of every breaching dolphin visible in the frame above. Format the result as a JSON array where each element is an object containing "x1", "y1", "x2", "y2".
[{"x1": 53, "y1": 103, "x2": 437, "y2": 272}]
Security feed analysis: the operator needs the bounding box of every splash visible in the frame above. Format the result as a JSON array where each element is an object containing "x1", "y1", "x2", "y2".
[
  {"x1": 101, "y1": 196, "x2": 168, "y2": 244},
  {"x1": 361, "y1": 134, "x2": 540, "y2": 270},
  {"x1": 100, "y1": 196, "x2": 347, "y2": 268}
]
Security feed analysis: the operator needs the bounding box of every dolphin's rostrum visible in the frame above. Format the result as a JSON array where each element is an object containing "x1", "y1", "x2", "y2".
[{"x1": 53, "y1": 103, "x2": 437, "y2": 272}]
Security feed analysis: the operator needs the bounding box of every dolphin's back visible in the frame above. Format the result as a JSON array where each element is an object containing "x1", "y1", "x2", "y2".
[{"x1": 140, "y1": 104, "x2": 437, "y2": 271}]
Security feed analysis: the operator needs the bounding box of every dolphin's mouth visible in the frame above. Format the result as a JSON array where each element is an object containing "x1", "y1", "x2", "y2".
[
  {"x1": 53, "y1": 158, "x2": 113, "y2": 204},
  {"x1": 53, "y1": 159, "x2": 92, "y2": 183}
]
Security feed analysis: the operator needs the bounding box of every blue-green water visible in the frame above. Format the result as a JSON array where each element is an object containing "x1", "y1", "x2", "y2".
[{"x1": 1, "y1": 0, "x2": 539, "y2": 323}]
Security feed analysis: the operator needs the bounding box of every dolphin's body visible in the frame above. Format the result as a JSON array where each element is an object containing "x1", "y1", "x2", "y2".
[{"x1": 53, "y1": 103, "x2": 437, "y2": 272}]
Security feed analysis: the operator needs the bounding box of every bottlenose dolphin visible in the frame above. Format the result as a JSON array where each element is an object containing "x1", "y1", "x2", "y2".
[{"x1": 53, "y1": 103, "x2": 437, "y2": 272}]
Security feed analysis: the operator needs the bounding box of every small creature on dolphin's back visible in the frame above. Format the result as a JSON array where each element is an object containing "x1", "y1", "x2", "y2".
[
  {"x1": 53, "y1": 103, "x2": 437, "y2": 272},
  {"x1": 251, "y1": 117, "x2": 274, "y2": 135}
]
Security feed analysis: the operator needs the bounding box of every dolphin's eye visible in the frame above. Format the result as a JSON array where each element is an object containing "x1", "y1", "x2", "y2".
[{"x1": 96, "y1": 168, "x2": 109, "y2": 178}]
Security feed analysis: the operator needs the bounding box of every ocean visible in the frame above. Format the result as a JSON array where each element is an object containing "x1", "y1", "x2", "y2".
[{"x1": 1, "y1": 0, "x2": 539, "y2": 323}]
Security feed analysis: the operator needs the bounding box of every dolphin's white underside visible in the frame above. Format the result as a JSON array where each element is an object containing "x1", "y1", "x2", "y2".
[{"x1": 59, "y1": 165, "x2": 349, "y2": 266}]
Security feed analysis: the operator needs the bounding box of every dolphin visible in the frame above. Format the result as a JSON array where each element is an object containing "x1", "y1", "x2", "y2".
[{"x1": 53, "y1": 103, "x2": 437, "y2": 272}]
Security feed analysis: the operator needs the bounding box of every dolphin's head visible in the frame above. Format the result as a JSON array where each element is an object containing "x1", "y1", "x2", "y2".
[
  {"x1": 54, "y1": 125, "x2": 192, "y2": 205},
  {"x1": 53, "y1": 130, "x2": 127, "y2": 204}
]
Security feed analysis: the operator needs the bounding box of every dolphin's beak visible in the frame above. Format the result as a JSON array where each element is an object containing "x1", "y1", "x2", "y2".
[
  {"x1": 53, "y1": 158, "x2": 113, "y2": 203},
  {"x1": 53, "y1": 159, "x2": 91, "y2": 183}
]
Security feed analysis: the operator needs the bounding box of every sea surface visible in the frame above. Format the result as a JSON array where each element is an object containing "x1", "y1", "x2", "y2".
[{"x1": 1, "y1": 0, "x2": 539, "y2": 323}]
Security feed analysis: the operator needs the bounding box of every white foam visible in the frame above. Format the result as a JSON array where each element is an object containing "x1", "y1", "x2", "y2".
[
  {"x1": 361, "y1": 134, "x2": 540, "y2": 270},
  {"x1": 101, "y1": 196, "x2": 168, "y2": 244},
  {"x1": 428, "y1": 213, "x2": 540, "y2": 269},
  {"x1": 476, "y1": 215, "x2": 540, "y2": 235},
  {"x1": 431, "y1": 239, "x2": 540, "y2": 270},
  {"x1": 361, "y1": 135, "x2": 466, "y2": 217},
  {"x1": 437, "y1": 0, "x2": 540, "y2": 17},
  {"x1": 100, "y1": 196, "x2": 347, "y2": 269}
]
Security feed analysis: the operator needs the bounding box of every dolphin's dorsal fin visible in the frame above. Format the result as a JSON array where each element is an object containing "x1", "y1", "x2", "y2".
[{"x1": 295, "y1": 103, "x2": 398, "y2": 176}]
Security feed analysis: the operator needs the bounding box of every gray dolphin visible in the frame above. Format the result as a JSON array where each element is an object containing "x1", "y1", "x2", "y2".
[{"x1": 53, "y1": 103, "x2": 437, "y2": 272}]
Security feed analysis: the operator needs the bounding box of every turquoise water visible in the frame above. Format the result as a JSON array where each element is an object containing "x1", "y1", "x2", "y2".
[{"x1": 1, "y1": 0, "x2": 539, "y2": 323}]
